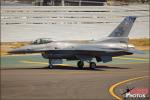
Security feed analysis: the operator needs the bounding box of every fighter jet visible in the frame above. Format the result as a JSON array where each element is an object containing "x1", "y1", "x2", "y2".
[{"x1": 8, "y1": 16, "x2": 143, "y2": 69}]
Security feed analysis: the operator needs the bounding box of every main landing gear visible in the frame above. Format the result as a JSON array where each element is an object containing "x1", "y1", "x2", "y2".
[
  {"x1": 48, "y1": 59, "x2": 96, "y2": 70},
  {"x1": 77, "y1": 60, "x2": 96, "y2": 70},
  {"x1": 77, "y1": 61, "x2": 84, "y2": 69},
  {"x1": 89, "y1": 62, "x2": 96, "y2": 69}
]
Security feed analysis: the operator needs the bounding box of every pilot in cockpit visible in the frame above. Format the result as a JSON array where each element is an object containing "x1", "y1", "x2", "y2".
[{"x1": 32, "y1": 38, "x2": 53, "y2": 44}]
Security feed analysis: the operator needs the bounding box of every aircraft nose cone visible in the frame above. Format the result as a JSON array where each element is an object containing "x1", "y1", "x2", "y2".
[
  {"x1": 7, "y1": 49, "x2": 16, "y2": 54},
  {"x1": 7, "y1": 46, "x2": 30, "y2": 54},
  {"x1": 8, "y1": 48, "x2": 25, "y2": 54}
]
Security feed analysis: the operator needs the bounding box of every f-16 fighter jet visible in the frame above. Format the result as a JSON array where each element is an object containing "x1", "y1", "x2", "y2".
[{"x1": 8, "y1": 16, "x2": 143, "y2": 69}]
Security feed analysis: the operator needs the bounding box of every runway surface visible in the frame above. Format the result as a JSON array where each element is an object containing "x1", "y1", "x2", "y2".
[{"x1": 1, "y1": 51, "x2": 149, "y2": 100}]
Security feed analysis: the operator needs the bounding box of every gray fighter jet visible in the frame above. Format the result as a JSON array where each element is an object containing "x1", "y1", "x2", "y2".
[{"x1": 8, "y1": 16, "x2": 143, "y2": 69}]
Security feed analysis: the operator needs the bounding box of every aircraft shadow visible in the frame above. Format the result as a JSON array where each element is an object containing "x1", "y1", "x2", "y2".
[
  {"x1": 2, "y1": 65, "x2": 130, "y2": 71},
  {"x1": 50, "y1": 65, "x2": 129, "y2": 71}
]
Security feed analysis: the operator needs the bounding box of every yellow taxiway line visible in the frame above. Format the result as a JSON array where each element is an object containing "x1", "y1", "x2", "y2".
[
  {"x1": 115, "y1": 62, "x2": 149, "y2": 65},
  {"x1": 114, "y1": 57, "x2": 148, "y2": 61},
  {"x1": 109, "y1": 76, "x2": 149, "y2": 100},
  {"x1": 21, "y1": 60, "x2": 47, "y2": 65},
  {"x1": 21, "y1": 60, "x2": 149, "y2": 66},
  {"x1": 21, "y1": 60, "x2": 71, "y2": 66},
  {"x1": 20, "y1": 56, "x2": 149, "y2": 65}
]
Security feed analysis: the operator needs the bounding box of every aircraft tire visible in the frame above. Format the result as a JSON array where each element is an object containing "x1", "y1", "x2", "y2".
[
  {"x1": 48, "y1": 65, "x2": 53, "y2": 69},
  {"x1": 90, "y1": 62, "x2": 96, "y2": 69},
  {"x1": 77, "y1": 61, "x2": 84, "y2": 69},
  {"x1": 48, "y1": 59, "x2": 53, "y2": 69}
]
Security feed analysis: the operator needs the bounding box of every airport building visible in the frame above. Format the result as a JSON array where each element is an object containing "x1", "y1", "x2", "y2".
[
  {"x1": 1, "y1": 4, "x2": 149, "y2": 41},
  {"x1": 33, "y1": 0, "x2": 107, "y2": 6}
]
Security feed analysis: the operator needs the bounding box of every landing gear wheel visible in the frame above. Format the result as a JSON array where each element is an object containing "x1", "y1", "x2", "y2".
[
  {"x1": 48, "y1": 65, "x2": 53, "y2": 69},
  {"x1": 48, "y1": 59, "x2": 53, "y2": 69},
  {"x1": 90, "y1": 62, "x2": 96, "y2": 70},
  {"x1": 77, "y1": 61, "x2": 84, "y2": 69}
]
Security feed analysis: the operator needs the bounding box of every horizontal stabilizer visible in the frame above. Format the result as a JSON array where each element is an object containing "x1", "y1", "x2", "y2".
[{"x1": 128, "y1": 48, "x2": 144, "y2": 54}]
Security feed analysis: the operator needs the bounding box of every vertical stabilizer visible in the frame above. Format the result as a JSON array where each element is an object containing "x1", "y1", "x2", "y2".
[{"x1": 108, "y1": 16, "x2": 136, "y2": 37}]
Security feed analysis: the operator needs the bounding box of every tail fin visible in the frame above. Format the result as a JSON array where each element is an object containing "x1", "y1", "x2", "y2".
[{"x1": 108, "y1": 16, "x2": 136, "y2": 37}]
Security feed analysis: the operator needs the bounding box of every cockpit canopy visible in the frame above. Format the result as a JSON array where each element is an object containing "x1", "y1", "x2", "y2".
[{"x1": 32, "y1": 38, "x2": 53, "y2": 44}]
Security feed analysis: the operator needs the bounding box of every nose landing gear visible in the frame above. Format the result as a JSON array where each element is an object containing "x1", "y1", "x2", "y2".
[{"x1": 48, "y1": 59, "x2": 53, "y2": 69}]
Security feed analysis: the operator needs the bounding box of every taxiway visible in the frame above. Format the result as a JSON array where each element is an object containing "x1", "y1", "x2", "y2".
[{"x1": 1, "y1": 52, "x2": 149, "y2": 100}]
